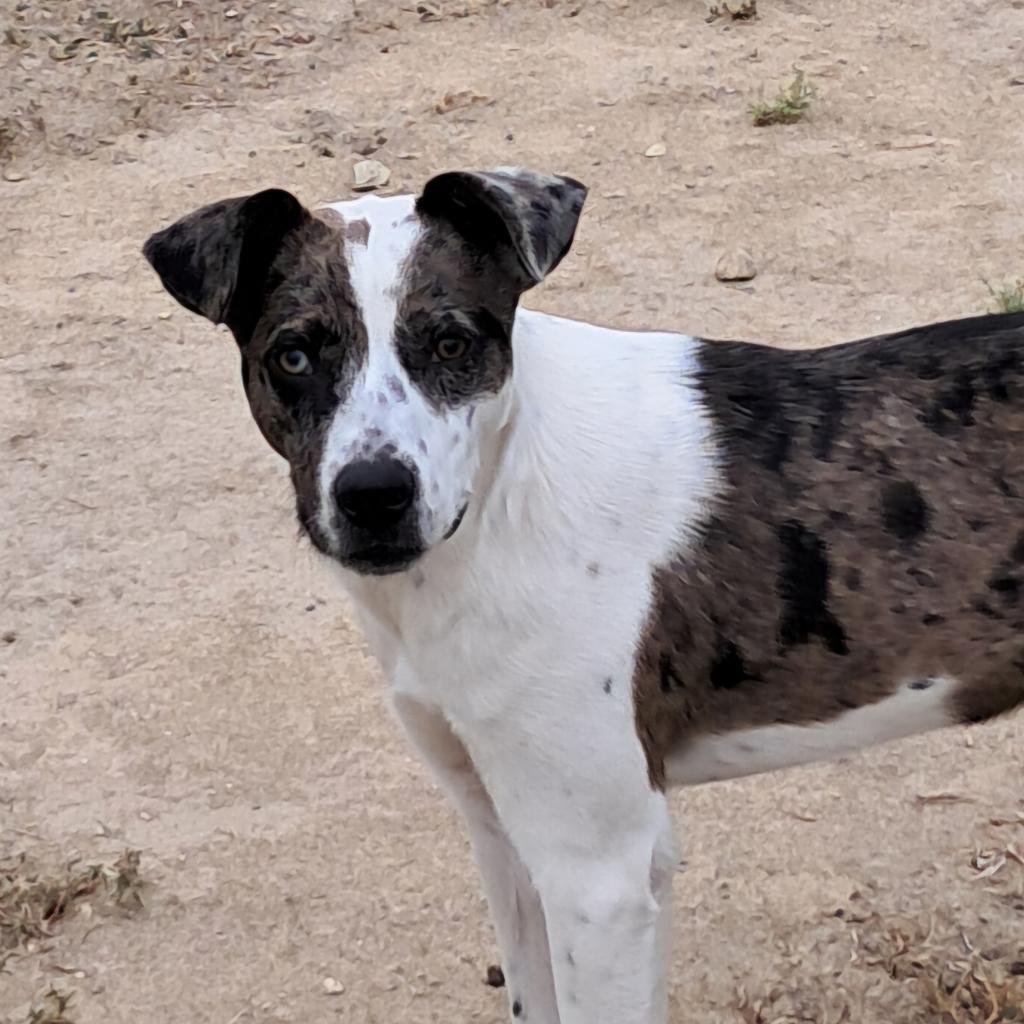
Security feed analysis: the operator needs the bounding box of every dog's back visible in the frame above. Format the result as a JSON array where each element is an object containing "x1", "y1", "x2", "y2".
[{"x1": 636, "y1": 311, "x2": 1024, "y2": 786}]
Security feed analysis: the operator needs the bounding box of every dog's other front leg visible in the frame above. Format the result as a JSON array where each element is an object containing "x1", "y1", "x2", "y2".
[
  {"x1": 464, "y1": 718, "x2": 678, "y2": 1024},
  {"x1": 392, "y1": 695, "x2": 560, "y2": 1024}
]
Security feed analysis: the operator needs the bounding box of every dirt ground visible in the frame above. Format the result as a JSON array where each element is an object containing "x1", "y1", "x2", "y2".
[{"x1": 2, "y1": 1, "x2": 1024, "y2": 1021}]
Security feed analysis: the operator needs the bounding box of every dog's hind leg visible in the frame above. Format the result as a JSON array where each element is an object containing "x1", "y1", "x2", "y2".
[{"x1": 393, "y1": 696, "x2": 560, "y2": 1023}]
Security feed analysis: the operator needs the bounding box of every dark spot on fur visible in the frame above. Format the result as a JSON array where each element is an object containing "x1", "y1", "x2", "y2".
[
  {"x1": 982, "y1": 350, "x2": 1019, "y2": 402},
  {"x1": 776, "y1": 521, "x2": 849, "y2": 655},
  {"x1": 919, "y1": 370, "x2": 976, "y2": 435},
  {"x1": 385, "y1": 374, "x2": 407, "y2": 402},
  {"x1": 586, "y1": 561, "x2": 601, "y2": 577},
  {"x1": 973, "y1": 599, "x2": 1003, "y2": 620},
  {"x1": 881, "y1": 481, "x2": 930, "y2": 544},
  {"x1": 1012, "y1": 532, "x2": 1024, "y2": 563},
  {"x1": 485, "y1": 966, "x2": 505, "y2": 988},
  {"x1": 715, "y1": 384, "x2": 792, "y2": 472},
  {"x1": 968, "y1": 518, "x2": 989, "y2": 532},
  {"x1": 909, "y1": 678, "x2": 934, "y2": 691},
  {"x1": 709, "y1": 638, "x2": 757, "y2": 689},
  {"x1": 996, "y1": 475, "x2": 1019, "y2": 499},
  {"x1": 988, "y1": 572, "x2": 1021, "y2": 604},
  {"x1": 417, "y1": 439, "x2": 428, "y2": 455},
  {"x1": 922, "y1": 613, "x2": 945, "y2": 626},
  {"x1": 659, "y1": 653, "x2": 684, "y2": 693},
  {"x1": 827, "y1": 509, "x2": 850, "y2": 525},
  {"x1": 602, "y1": 678, "x2": 613, "y2": 695},
  {"x1": 342, "y1": 217, "x2": 371, "y2": 247},
  {"x1": 566, "y1": 951, "x2": 575, "y2": 967},
  {"x1": 766, "y1": 430, "x2": 792, "y2": 473},
  {"x1": 512, "y1": 1000, "x2": 523, "y2": 1018},
  {"x1": 811, "y1": 387, "x2": 844, "y2": 461},
  {"x1": 845, "y1": 567, "x2": 862, "y2": 591},
  {"x1": 915, "y1": 353, "x2": 944, "y2": 380}
]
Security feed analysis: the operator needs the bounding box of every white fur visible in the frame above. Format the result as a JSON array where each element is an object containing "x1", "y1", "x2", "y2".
[
  {"x1": 316, "y1": 194, "x2": 509, "y2": 552},
  {"x1": 666, "y1": 676, "x2": 960, "y2": 786}
]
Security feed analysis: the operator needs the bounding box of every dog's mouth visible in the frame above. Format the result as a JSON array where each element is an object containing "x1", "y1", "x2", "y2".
[
  {"x1": 304, "y1": 503, "x2": 468, "y2": 577},
  {"x1": 341, "y1": 544, "x2": 425, "y2": 577},
  {"x1": 444, "y1": 503, "x2": 469, "y2": 541}
]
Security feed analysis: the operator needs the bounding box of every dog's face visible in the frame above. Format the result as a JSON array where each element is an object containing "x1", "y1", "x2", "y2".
[{"x1": 144, "y1": 169, "x2": 586, "y2": 575}]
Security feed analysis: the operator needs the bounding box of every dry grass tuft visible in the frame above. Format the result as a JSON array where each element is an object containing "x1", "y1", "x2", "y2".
[
  {"x1": 27, "y1": 988, "x2": 76, "y2": 1024},
  {"x1": 986, "y1": 279, "x2": 1024, "y2": 315},
  {"x1": 1, "y1": 849, "x2": 143, "y2": 957},
  {"x1": 751, "y1": 68, "x2": 813, "y2": 127},
  {"x1": 707, "y1": 1, "x2": 758, "y2": 22},
  {"x1": 921, "y1": 958, "x2": 1024, "y2": 1023},
  {"x1": 856, "y1": 909, "x2": 1024, "y2": 1024},
  {"x1": 0, "y1": 0, "x2": 320, "y2": 159}
]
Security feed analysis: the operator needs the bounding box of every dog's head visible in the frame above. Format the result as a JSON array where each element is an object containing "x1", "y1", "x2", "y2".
[{"x1": 144, "y1": 168, "x2": 587, "y2": 575}]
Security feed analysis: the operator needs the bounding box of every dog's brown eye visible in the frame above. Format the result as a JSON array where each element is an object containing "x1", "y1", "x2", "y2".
[
  {"x1": 434, "y1": 337, "x2": 469, "y2": 362},
  {"x1": 277, "y1": 349, "x2": 313, "y2": 376}
]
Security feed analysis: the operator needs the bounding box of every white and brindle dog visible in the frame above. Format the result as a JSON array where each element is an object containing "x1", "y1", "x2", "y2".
[{"x1": 145, "y1": 168, "x2": 1024, "y2": 1024}]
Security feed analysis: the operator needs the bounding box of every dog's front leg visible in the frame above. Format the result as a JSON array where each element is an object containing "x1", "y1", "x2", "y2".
[
  {"x1": 462, "y1": 715, "x2": 678, "y2": 1024},
  {"x1": 392, "y1": 695, "x2": 561, "y2": 1023}
]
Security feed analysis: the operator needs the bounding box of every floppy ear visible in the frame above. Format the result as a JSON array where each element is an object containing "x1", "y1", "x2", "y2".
[
  {"x1": 416, "y1": 167, "x2": 588, "y2": 289},
  {"x1": 142, "y1": 188, "x2": 309, "y2": 340}
]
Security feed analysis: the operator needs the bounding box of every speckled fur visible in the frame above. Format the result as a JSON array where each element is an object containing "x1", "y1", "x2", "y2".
[{"x1": 635, "y1": 312, "x2": 1024, "y2": 789}]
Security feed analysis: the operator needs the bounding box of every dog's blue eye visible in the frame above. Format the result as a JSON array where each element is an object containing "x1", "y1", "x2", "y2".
[{"x1": 277, "y1": 349, "x2": 313, "y2": 376}]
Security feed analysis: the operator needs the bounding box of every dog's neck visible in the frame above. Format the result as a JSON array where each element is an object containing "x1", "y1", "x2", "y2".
[{"x1": 336, "y1": 307, "x2": 722, "y2": 656}]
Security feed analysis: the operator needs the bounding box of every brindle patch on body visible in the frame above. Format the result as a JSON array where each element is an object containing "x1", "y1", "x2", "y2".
[{"x1": 634, "y1": 312, "x2": 1024, "y2": 789}]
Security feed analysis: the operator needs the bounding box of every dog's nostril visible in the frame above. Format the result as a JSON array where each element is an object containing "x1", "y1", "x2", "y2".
[{"x1": 333, "y1": 457, "x2": 416, "y2": 529}]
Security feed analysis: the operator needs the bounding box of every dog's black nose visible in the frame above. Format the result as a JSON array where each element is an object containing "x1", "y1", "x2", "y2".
[{"x1": 333, "y1": 457, "x2": 416, "y2": 529}]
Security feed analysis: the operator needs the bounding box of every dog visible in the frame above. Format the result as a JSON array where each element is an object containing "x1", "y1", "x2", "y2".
[{"x1": 144, "y1": 167, "x2": 1024, "y2": 1024}]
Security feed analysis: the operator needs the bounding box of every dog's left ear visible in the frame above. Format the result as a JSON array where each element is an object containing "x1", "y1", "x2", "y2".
[{"x1": 417, "y1": 167, "x2": 588, "y2": 290}]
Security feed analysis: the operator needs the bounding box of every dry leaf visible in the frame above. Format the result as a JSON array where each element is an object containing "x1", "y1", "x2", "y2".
[
  {"x1": 434, "y1": 90, "x2": 490, "y2": 115},
  {"x1": 417, "y1": 2, "x2": 443, "y2": 20},
  {"x1": 883, "y1": 135, "x2": 937, "y2": 151},
  {"x1": 915, "y1": 792, "x2": 974, "y2": 806},
  {"x1": 970, "y1": 849, "x2": 1006, "y2": 879},
  {"x1": 49, "y1": 42, "x2": 82, "y2": 61}
]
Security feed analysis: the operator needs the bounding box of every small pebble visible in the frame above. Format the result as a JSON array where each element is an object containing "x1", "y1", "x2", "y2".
[{"x1": 715, "y1": 248, "x2": 757, "y2": 282}]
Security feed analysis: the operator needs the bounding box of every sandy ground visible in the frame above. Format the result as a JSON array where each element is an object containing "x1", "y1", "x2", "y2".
[{"x1": 2, "y1": 1, "x2": 1024, "y2": 1021}]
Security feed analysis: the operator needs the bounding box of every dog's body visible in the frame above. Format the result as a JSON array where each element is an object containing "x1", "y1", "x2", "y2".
[{"x1": 145, "y1": 171, "x2": 1024, "y2": 1024}]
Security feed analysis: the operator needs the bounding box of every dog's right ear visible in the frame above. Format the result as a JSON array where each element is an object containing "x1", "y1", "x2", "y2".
[{"x1": 143, "y1": 189, "x2": 309, "y2": 340}]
